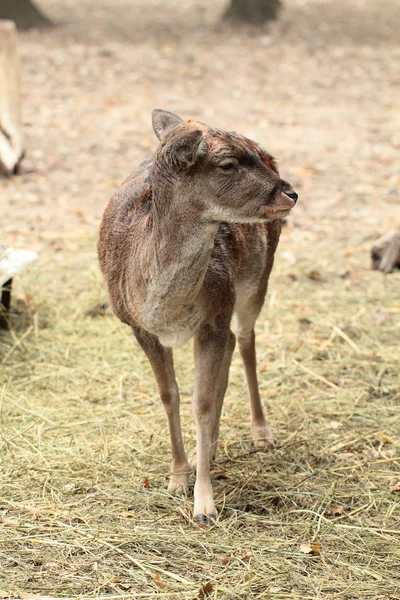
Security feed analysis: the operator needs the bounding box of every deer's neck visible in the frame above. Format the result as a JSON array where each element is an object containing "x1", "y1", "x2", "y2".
[{"x1": 138, "y1": 184, "x2": 218, "y2": 344}]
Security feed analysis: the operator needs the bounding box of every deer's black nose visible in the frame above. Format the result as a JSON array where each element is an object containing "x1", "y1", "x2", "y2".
[{"x1": 285, "y1": 191, "x2": 298, "y2": 204}]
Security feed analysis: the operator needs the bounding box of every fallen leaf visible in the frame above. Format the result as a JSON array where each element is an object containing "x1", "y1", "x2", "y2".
[
  {"x1": 198, "y1": 582, "x2": 214, "y2": 598},
  {"x1": 343, "y1": 244, "x2": 369, "y2": 256},
  {"x1": 298, "y1": 317, "x2": 312, "y2": 327},
  {"x1": 329, "y1": 421, "x2": 343, "y2": 429},
  {"x1": 389, "y1": 482, "x2": 400, "y2": 493},
  {"x1": 63, "y1": 482, "x2": 76, "y2": 493},
  {"x1": 300, "y1": 542, "x2": 320, "y2": 554},
  {"x1": 330, "y1": 504, "x2": 350, "y2": 516},
  {"x1": 371, "y1": 310, "x2": 391, "y2": 326},
  {"x1": 71, "y1": 208, "x2": 85, "y2": 218},
  {"x1": 338, "y1": 269, "x2": 347, "y2": 279},
  {"x1": 310, "y1": 542, "x2": 320, "y2": 554},
  {"x1": 307, "y1": 269, "x2": 323, "y2": 281},
  {"x1": 51, "y1": 241, "x2": 63, "y2": 252},
  {"x1": 241, "y1": 549, "x2": 252, "y2": 561},
  {"x1": 288, "y1": 343, "x2": 303, "y2": 353},
  {"x1": 154, "y1": 573, "x2": 167, "y2": 589}
]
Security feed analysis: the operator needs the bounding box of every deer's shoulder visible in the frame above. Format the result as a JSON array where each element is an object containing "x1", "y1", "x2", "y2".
[
  {"x1": 111, "y1": 158, "x2": 154, "y2": 220},
  {"x1": 98, "y1": 159, "x2": 153, "y2": 271}
]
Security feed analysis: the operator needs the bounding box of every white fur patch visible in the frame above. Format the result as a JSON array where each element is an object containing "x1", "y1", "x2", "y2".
[{"x1": 158, "y1": 330, "x2": 194, "y2": 348}]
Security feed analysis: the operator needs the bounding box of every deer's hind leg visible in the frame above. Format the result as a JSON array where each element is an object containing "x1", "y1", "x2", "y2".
[
  {"x1": 210, "y1": 330, "x2": 236, "y2": 458},
  {"x1": 236, "y1": 302, "x2": 274, "y2": 449},
  {"x1": 132, "y1": 327, "x2": 190, "y2": 493}
]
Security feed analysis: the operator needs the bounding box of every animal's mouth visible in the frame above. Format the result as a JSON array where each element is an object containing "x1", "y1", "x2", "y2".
[
  {"x1": 275, "y1": 208, "x2": 291, "y2": 217},
  {"x1": 262, "y1": 205, "x2": 292, "y2": 220}
]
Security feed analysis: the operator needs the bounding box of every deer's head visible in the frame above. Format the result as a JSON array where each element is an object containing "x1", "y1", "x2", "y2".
[{"x1": 152, "y1": 109, "x2": 297, "y2": 223}]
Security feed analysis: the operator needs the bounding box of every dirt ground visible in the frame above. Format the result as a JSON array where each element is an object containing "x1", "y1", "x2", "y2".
[{"x1": 1, "y1": 0, "x2": 400, "y2": 598}]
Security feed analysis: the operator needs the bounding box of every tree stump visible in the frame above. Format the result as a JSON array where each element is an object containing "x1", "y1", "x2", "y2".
[
  {"x1": 0, "y1": 0, "x2": 51, "y2": 31},
  {"x1": 224, "y1": 0, "x2": 282, "y2": 23},
  {"x1": 0, "y1": 20, "x2": 23, "y2": 176},
  {"x1": 371, "y1": 230, "x2": 400, "y2": 273}
]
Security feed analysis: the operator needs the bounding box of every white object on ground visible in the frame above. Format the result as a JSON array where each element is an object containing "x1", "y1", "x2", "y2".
[{"x1": 0, "y1": 248, "x2": 38, "y2": 286}]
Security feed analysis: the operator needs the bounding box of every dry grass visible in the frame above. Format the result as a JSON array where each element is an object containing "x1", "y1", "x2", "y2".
[
  {"x1": 1, "y1": 236, "x2": 399, "y2": 599},
  {"x1": 1, "y1": 0, "x2": 400, "y2": 596}
]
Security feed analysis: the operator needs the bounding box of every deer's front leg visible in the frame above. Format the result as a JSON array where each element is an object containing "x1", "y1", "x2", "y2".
[
  {"x1": 133, "y1": 327, "x2": 190, "y2": 493},
  {"x1": 192, "y1": 322, "x2": 229, "y2": 521}
]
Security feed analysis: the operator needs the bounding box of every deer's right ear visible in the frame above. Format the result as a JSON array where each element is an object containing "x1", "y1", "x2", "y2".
[
  {"x1": 164, "y1": 130, "x2": 206, "y2": 170},
  {"x1": 152, "y1": 109, "x2": 184, "y2": 141}
]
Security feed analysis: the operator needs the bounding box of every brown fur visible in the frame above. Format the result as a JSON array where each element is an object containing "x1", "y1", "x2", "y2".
[{"x1": 98, "y1": 110, "x2": 297, "y2": 520}]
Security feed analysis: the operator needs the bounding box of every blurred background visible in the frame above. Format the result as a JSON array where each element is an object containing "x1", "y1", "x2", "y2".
[
  {"x1": 1, "y1": 1, "x2": 399, "y2": 597},
  {"x1": 1, "y1": 0, "x2": 399, "y2": 255}
]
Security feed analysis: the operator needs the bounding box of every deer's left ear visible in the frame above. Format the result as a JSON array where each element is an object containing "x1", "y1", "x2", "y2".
[
  {"x1": 152, "y1": 109, "x2": 183, "y2": 141},
  {"x1": 164, "y1": 130, "x2": 206, "y2": 170}
]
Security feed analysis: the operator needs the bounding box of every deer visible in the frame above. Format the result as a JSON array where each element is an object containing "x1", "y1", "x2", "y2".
[{"x1": 98, "y1": 109, "x2": 298, "y2": 521}]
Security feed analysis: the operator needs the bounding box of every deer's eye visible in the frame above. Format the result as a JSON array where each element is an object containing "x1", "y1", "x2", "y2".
[{"x1": 217, "y1": 159, "x2": 239, "y2": 172}]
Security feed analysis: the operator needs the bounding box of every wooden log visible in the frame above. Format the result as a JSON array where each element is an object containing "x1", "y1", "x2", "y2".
[
  {"x1": 371, "y1": 230, "x2": 400, "y2": 273},
  {"x1": 0, "y1": 20, "x2": 23, "y2": 176}
]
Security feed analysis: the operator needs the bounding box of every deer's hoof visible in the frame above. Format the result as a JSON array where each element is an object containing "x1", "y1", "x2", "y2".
[
  {"x1": 194, "y1": 513, "x2": 216, "y2": 523},
  {"x1": 167, "y1": 472, "x2": 189, "y2": 494},
  {"x1": 251, "y1": 424, "x2": 274, "y2": 449},
  {"x1": 193, "y1": 491, "x2": 217, "y2": 521},
  {"x1": 254, "y1": 438, "x2": 275, "y2": 449}
]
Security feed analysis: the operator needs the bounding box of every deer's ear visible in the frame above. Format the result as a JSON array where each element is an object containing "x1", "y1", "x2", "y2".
[
  {"x1": 164, "y1": 130, "x2": 206, "y2": 170},
  {"x1": 152, "y1": 109, "x2": 184, "y2": 141}
]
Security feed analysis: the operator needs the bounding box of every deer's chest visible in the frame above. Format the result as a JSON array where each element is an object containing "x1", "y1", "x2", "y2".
[
  {"x1": 141, "y1": 268, "x2": 206, "y2": 347},
  {"x1": 139, "y1": 235, "x2": 215, "y2": 346},
  {"x1": 143, "y1": 302, "x2": 204, "y2": 348}
]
